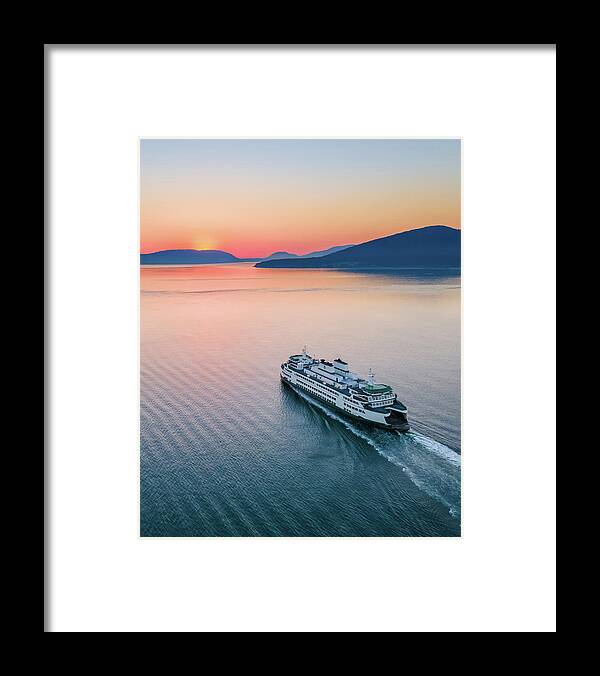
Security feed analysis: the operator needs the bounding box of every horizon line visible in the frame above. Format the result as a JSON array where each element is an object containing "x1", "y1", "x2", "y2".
[{"x1": 140, "y1": 223, "x2": 461, "y2": 257}]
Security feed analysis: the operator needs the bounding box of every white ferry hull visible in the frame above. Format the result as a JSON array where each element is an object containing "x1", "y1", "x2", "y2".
[{"x1": 280, "y1": 365, "x2": 409, "y2": 432}]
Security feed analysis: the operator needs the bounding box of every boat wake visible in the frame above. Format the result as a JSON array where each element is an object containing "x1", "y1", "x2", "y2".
[
  {"x1": 403, "y1": 430, "x2": 461, "y2": 467},
  {"x1": 293, "y1": 387, "x2": 461, "y2": 519}
]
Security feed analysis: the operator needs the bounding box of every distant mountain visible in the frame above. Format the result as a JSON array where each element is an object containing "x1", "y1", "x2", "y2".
[
  {"x1": 261, "y1": 251, "x2": 300, "y2": 261},
  {"x1": 302, "y1": 244, "x2": 353, "y2": 258},
  {"x1": 255, "y1": 226, "x2": 460, "y2": 268},
  {"x1": 141, "y1": 249, "x2": 239, "y2": 265},
  {"x1": 260, "y1": 244, "x2": 353, "y2": 261}
]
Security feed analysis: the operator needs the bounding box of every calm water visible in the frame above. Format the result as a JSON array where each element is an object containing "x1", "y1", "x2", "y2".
[{"x1": 141, "y1": 263, "x2": 461, "y2": 537}]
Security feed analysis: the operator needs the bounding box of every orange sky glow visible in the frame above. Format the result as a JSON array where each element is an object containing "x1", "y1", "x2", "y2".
[{"x1": 140, "y1": 139, "x2": 461, "y2": 258}]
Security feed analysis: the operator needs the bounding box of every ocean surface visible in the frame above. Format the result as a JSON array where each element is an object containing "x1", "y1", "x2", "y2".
[{"x1": 141, "y1": 263, "x2": 461, "y2": 537}]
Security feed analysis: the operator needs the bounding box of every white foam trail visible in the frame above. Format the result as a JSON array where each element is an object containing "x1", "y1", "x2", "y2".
[
  {"x1": 294, "y1": 386, "x2": 460, "y2": 467},
  {"x1": 405, "y1": 431, "x2": 461, "y2": 467},
  {"x1": 292, "y1": 386, "x2": 461, "y2": 519}
]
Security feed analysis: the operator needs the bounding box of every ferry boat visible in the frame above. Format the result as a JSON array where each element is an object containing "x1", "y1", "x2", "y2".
[{"x1": 280, "y1": 347, "x2": 410, "y2": 432}]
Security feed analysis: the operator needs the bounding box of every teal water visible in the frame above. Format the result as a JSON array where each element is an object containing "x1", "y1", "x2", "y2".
[{"x1": 141, "y1": 263, "x2": 461, "y2": 536}]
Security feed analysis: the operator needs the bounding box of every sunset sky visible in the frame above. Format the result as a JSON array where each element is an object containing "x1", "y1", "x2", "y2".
[{"x1": 140, "y1": 139, "x2": 461, "y2": 257}]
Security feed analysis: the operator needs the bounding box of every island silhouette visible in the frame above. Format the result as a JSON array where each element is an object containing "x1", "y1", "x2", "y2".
[{"x1": 140, "y1": 225, "x2": 460, "y2": 268}]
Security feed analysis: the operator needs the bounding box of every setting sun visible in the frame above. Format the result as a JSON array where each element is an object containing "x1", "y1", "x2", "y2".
[{"x1": 194, "y1": 237, "x2": 218, "y2": 251}]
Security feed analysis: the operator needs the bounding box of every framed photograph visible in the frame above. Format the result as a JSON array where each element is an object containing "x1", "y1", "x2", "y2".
[
  {"x1": 46, "y1": 45, "x2": 556, "y2": 632},
  {"x1": 140, "y1": 138, "x2": 462, "y2": 538}
]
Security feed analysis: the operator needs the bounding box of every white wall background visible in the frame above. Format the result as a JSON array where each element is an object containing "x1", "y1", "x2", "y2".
[{"x1": 48, "y1": 46, "x2": 556, "y2": 632}]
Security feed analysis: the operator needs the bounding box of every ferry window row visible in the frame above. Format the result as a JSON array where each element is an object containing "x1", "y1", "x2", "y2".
[{"x1": 298, "y1": 378, "x2": 337, "y2": 404}]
